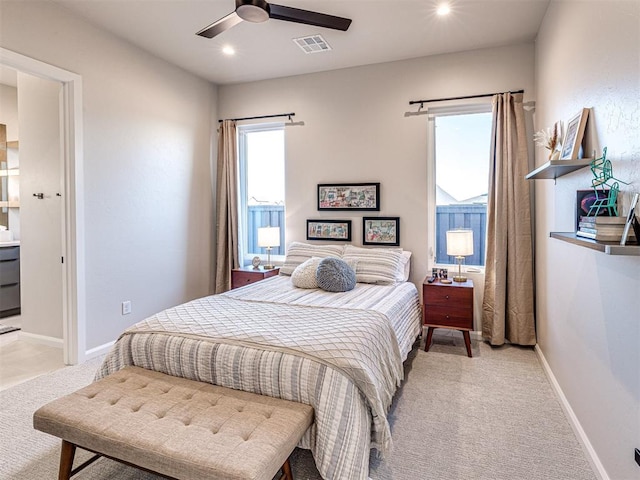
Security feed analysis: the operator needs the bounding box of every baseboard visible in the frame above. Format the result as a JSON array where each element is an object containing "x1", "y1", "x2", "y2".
[
  {"x1": 84, "y1": 340, "x2": 115, "y2": 361},
  {"x1": 534, "y1": 345, "x2": 609, "y2": 480},
  {"x1": 18, "y1": 331, "x2": 63, "y2": 349}
]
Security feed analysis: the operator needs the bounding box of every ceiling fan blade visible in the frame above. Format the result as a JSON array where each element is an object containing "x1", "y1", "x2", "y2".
[
  {"x1": 196, "y1": 11, "x2": 243, "y2": 38},
  {"x1": 268, "y1": 4, "x2": 352, "y2": 31}
]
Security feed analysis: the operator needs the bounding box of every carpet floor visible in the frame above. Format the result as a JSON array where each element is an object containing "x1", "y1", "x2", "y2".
[{"x1": 0, "y1": 337, "x2": 597, "y2": 480}]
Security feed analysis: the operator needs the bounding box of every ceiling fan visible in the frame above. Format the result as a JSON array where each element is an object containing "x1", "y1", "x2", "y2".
[{"x1": 196, "y1": 0, "x2": 352, "y2": 39}]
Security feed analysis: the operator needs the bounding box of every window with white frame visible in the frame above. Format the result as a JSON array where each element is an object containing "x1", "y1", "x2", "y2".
[
  {"x1": 237, "y1": 123, "x2": 285, "y2": 266},
  {"x1": 427, "y1": 104, "x2": 493, "y2": 268}
]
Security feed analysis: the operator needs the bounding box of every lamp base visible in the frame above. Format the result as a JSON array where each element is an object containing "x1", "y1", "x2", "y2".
[
  {"x1": 452, "y1": 275, "x2": 467, "y2": 283},
  {"x1": 263, "y1": 265, "x2": 275, "y2": 270}
]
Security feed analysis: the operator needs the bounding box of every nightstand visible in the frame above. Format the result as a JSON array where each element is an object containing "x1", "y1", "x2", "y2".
[
  {"x1": 423, "y1": 277, "x2": 474, "y2": 357},
  {"x1": 231, "y1": 266, "x2": 279, "y2": 290}
]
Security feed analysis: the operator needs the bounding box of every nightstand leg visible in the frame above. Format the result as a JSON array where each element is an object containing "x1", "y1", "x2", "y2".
[
  {"x1": 424, "y1": 327, "x2": 434, "y2": 352},
  {"x1": 463, "y1": 331, "x2": 472, "y2": 357}
]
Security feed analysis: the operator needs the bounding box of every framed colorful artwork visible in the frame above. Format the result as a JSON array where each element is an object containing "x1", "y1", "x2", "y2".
[
  {"x1": 317, "y1": 183, "x2": 380, "y2": 211},
  {"x1": 362, "y1": 217, "x2": 400, "y2": 246},
  {"x1": 306, "y1": 219, "x2": 352, "y2": 241}
]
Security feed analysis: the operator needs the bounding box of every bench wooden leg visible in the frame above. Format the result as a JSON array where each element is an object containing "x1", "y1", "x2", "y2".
[
  {"x1": 58, "y1": 440, "x2": 76, "y2": 480},
  {"x1": 281, "y1": 457, "x2": 293, "y2": 480}
]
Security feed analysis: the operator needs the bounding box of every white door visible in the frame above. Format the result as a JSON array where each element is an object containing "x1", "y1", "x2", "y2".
[{"x1": 17, "y1": 72, "x2": 64, "y2": 342}]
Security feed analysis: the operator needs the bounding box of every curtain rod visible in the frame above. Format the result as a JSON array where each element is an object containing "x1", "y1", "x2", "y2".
[
  {"x1": 218, "y1": 112, "x2": 295, "y2": 123},
  {"x1": 409, "y1": 90, "x2": 524, "y2": 107}
]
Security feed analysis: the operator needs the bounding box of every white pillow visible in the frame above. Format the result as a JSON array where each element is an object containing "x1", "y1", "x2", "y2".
[
  {"x1": 396, "y1": 250, "x2": 412, "y2": 282},
  {"x1": 342, "y1": 245, "x2": 405, "y2": 285},
  {"x1": 291, "y1": 257, "x2": 322, "y2": 289},
  {"x1": 280, "y1": 242, "x2": 344, "y2": 276}
]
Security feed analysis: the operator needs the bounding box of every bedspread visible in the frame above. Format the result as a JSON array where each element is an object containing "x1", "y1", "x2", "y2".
[{"x1": 98, "y1": 277, "x2": 422, "y2": 480}]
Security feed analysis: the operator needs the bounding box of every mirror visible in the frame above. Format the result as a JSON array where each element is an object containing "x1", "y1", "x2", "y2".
[{"x1": 0, "y1": 123, "x2": 19, "y2": 230}]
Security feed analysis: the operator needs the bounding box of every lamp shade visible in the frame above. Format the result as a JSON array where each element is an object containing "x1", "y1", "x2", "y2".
[
  {"x1": 446, "y1": 229, "x2": 473, "y2": 257},
  {"x1": 257, "y1": 227, "x2": 280, "y2": 248}
]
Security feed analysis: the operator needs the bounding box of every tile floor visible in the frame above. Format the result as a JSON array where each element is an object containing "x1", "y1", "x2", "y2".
[{"x1": 0, "y1": 315, "x2": 65, "y2": 391}]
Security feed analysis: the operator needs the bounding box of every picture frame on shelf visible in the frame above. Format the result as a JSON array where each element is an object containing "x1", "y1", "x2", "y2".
[
  {"x1": 306, "y1": 219, "x2": 352, "y2": 241},
  {"x1": 621, "y1": 193, "x2": 639, "y2": 246},
  {"x1": 560, "y1": 108, "x2": 589, "y2": 160},
  {"x1": 363, "y1": 216, "x2": 400, "y2": 246},
  {"x1": 317, "y1": 183, "x2": 380, "y2": 211},
  {"x1": 576, "y1": 189, "x2": 612, "y2": 229}
]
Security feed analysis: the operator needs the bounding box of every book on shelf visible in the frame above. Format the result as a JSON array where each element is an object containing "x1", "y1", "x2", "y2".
[
  {"x1": 579, "y1": 215, "x2": 626, "y2": 225},
  {"x1": 578, "y1": 225, "x2": 626, "y2": 234},
  {"x1": 576, "y1": 230, "x2": 636, "y2": 242}
]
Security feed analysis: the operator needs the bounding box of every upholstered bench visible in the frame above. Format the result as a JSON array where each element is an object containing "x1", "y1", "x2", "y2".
[{"x1": 33, "y1": 366, "x2": 314, "y2": 480}]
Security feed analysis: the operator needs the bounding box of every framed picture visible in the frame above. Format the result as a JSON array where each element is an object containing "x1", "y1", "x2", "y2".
[
  {"x1": 576, "y1": 189, "x2": 611, "y2": 229},
  {"x1": 363, "y1": 217, "x2": 400, "y2": 246},
  {"x1": 438, "y1": 268, "x2": 448, "y2": 280},
  {"x1": 306, "y1": 219, "x2": 352, "y2": 241},
  {"x1": 560, "y1": 108, "x2": 589, "y2": 160},
  {"x1": 621, "y1": 193, "x2": 639, "y2": 246},
  {"x1": 318, "y1": 183, "x2": 380, "y2": 211}
]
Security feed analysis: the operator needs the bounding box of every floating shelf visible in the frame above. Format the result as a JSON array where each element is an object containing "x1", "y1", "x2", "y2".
[
  {"x1": 525, "y1": 158, "x2": 593, "y2": 180},
  {"x1": 550, "y1": 232, "x2": 640, "y2": 256}
]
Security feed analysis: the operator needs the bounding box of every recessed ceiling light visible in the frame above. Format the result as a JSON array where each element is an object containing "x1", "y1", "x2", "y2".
[
  {"x1": 437, "y1": 3, "x2": 451, "y2": 16},
  {"x1": 222, "y1": 45, "x2": 235, "y2": 56}
]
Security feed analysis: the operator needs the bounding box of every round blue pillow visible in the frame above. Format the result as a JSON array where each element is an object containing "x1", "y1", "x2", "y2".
[{"x1": 316, "y1": 257, "x2": 356, "y2": 292}]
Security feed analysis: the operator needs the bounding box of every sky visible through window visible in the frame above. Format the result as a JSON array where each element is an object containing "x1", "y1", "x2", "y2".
[
  {"x1": 246, "y1": 129, "x2": 285, "y2": 205},
  {"x1": 436, "y1": 112, "x2": 492, "y2": 203}
]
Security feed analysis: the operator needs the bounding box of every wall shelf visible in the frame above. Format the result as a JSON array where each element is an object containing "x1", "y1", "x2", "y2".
[
  {"x1": 550, "y1": 232, "x2": 640, "y2": 256},
  {"x1": 525, "y1": 158, "x2": 593, "y2": 180}
]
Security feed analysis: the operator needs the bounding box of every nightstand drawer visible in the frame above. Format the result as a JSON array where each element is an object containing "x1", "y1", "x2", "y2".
[
  {"x1": 425, "y1": 307, "x2": 473, "y2": 330},
  {"x1": 231, "y1": 267, "x2": 279, "y2": 290},
  {"x1": 232, "y1": 271, "x2": 262, "y2": 288},
  {"x1": 424, "y1": 285, "x2": 473, "y2": 306}
]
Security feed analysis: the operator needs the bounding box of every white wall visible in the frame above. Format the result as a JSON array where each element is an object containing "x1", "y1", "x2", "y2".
[
  {"x1": 219, "y1": 43, "x2": 535, "y2": 326},
  {"x1": 0, "y1": 1, "x2": 217, "y2": 351},
  {"x1": 535, "y1": 1, "x2": 640, "y2": 479}
]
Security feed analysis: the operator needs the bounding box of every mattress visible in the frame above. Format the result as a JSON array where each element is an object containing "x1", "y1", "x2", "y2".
[{"x1": 98, "y1": 275, "x2": 422, "y2": 480}]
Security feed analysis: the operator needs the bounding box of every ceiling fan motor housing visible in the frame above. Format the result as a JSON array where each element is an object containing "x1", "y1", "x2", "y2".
[{"x1": 236, "y1": 0, "x2": 270, "y2": 23}]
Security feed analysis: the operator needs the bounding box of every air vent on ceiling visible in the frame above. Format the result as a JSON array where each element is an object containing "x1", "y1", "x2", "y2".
[{"x1": 293, "y1": 35, "x2": 332, "y2": 54}]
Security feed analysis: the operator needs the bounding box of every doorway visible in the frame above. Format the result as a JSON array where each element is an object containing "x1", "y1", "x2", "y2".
[{"x1": 0, "y1": 47, "x2": 84, "y2": 365}]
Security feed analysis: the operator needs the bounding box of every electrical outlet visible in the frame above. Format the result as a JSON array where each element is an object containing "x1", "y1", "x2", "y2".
[
  {"x1": 121, "y1": 301, "x2": 132, "y2": 315},
  {"x1": 635, "y1": 448, "x2": 640, "y2": 467}
]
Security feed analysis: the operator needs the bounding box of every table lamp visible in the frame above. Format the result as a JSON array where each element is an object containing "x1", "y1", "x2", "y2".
[
  {"x1": 257, "y1": 226, "x2": 280, "y2": 270},
  {"x1": 446, "y1": 229, "x2": 473, "y2": 282}
]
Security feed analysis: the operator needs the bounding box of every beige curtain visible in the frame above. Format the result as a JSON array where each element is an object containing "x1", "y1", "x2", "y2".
[
  {"x1": 482, "y1": 93, "x2": 536, "y2": 346},
  {"x1": 214, "y1": 120, "x2": 239, "y2": 293}
]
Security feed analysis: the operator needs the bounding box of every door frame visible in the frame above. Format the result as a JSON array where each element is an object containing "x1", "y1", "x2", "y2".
[{"x1": 0, "y1": 47, "x2": 85, "y2": 364}]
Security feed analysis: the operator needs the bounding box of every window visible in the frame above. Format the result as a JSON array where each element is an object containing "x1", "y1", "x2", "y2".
[
  {"x1": 237, "y1": 123, "x2": 285, "y2": 266},
  {"x1": 427, "y1": 104, "x2": 493, "y2": 268}
]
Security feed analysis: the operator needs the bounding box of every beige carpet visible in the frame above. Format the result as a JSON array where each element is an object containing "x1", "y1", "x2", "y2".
[{"x1": 0, "y1": 336, "x2": 597, "y2": 480}]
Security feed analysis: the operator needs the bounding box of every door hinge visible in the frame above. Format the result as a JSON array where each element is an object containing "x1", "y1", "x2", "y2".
[{"x1": 61, "y1": 256, "x2": 64, "y2": 264}]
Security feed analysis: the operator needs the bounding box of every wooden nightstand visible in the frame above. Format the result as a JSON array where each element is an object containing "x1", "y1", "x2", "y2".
[
  {"x1": 231, "y1": 266, "x2": 279, "y2": 290},
  {"x1": 423, "y1": 277, "x2": 474, "y2": 357}
]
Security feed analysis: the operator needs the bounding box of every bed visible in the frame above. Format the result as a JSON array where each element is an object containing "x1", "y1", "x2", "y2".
[{"x1": 97, "y1": 244, "x2": 422, "y2": 480}]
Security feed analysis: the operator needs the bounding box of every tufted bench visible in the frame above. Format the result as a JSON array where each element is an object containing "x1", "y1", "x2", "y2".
[{"x1": 33, "y1": 366, "x2": 314, "y2": 480}]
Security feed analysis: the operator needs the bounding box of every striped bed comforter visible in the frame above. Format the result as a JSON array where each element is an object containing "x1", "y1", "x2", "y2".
[{"x1": 97, "y1": 275, "x2": 422, "y2": 480}]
